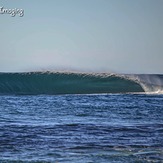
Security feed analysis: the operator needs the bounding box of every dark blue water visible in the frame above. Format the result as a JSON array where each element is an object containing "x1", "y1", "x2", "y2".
[{"x1": 0, "y1": 94, "x2": 163, "y2": 162}]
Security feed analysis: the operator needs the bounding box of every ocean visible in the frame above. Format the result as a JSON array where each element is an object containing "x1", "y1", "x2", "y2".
[{"x1": 0, "y1": 72, "x2": 163, "y2": 163}]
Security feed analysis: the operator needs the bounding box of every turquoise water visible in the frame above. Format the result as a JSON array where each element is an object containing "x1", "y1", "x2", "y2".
[
  {"x1": 0, "y1": 72, "x2": 145, "y2": 94},
  {"x1": 0, "y1": 94, "x2": 163, "y2": 163}
]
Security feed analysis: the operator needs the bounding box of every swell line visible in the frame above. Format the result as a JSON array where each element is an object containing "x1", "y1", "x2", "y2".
[{"x1": 2, "y1": 71, "x2": 162, "y2": 95}]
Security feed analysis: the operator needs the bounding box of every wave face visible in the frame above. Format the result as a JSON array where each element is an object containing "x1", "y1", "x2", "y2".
[{"x1": 0, "y1": 72, "x2": 146, "y2": 95}]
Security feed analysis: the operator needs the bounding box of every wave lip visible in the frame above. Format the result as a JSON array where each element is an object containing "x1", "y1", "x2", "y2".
[
  {"x1": 127, "y1": 74, "x2": 163, "y2": 94},
  {"x1": 0, "y1": 71, "x2": 160, "y2": 95}
]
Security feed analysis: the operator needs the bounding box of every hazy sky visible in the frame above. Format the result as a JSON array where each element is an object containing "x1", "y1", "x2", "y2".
[{"x1": 0, "y1": 0, "x2": 163, "y2": 73}]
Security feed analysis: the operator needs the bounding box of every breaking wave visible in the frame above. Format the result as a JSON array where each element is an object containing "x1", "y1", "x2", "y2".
[{"x1": 0, "y1": 71, "x2": 162, "y2": 95}]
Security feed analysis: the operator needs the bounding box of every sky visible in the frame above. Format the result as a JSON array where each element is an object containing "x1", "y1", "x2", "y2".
[{"x1": 0, "y1": 0, "x2": 163, "y2": 74}]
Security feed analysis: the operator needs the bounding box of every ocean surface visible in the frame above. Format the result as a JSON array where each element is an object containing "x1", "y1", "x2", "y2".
[{"x1": 0, "y1": 72, "x2": 163, "y2": 163}]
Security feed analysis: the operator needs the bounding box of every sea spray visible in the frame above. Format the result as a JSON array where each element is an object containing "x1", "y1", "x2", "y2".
[{"x1": 127, "y1": 74, "x2": 163, "y2": 94}]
